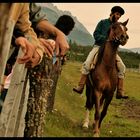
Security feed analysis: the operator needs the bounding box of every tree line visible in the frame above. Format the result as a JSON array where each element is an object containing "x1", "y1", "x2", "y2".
[{"x1": 68, "y1": 41, "x2": 140, "y2": 69}]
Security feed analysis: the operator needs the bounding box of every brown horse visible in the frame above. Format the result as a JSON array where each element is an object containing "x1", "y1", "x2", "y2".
[{"x1": 82, "y1": 19, "x2": 129, "y2": 137}]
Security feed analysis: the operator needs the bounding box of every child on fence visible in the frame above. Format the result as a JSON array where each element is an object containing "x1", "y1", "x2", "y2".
[{"x1": 0, "y1": 68, "x2": 13, "y2": 113}]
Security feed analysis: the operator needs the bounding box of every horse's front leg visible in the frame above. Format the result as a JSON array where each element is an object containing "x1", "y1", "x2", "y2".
[
  {"x1": 99, "y1": 93, "x2": 113, "y2": 128},
  {"x1": 83, "y1": 109, "x2": 90, "y2": 128},
  {"x1": 93, "y1": 90, "x2": 101, "y2": 137}
]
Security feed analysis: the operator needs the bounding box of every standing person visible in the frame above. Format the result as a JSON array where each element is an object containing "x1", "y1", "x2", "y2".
[
  {"x1": 73, "y1": 6, "x2": 128, "y2": 99},
  {"x1": 0, "y1": 36, "x2": 43, "y2": 112},
  {"x1": 29, "y1": 3, "x2": 70, "y2": 57},
  {"x1": 0, "y1": 3, "x2": 71, "y2": 110},
  {"x1": 5, "y1": 3, "x2": 70, "y2": 69},
  {"x1": 55, "y1": 14, "x2": 75, "y2": 36},
  {"x1": 0, "y1": 5, "x2": 74, "y2": 105},
  {"x1": 0, "y1": 3, "x2": 46, "y2": 114},
  {"x1": 24, "y1": 4, "x2": 75, "y2": 136},
  {"x1": 8, "y1": 3, "x2": 45, "y2": 67},
  {"x1": 50, "y1": 14, "x2": 75, "y2": 65},
  {"x1": 45, "y1": 14, "x2": 75, "y2": 112},
  {"x1": 0, "y1": 3, "x2": 45, "y2": 96}
]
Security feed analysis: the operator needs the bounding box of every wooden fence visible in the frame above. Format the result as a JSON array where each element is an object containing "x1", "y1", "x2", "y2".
[
  {"x1": 0, "y1": 4, "x2": 61, "y2": 137},
  {"x1": 0, "y1": 4, "x2": 29, "y2": 137}
]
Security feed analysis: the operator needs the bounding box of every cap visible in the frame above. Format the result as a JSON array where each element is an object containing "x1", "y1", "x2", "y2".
[{"x1": 111, "y1": 6, "x2": 125, "y2": 15}]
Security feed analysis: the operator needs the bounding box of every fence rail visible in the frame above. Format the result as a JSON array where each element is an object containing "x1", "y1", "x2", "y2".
[{"x1": 126, "y1": 68, "x2": 140, "y2": 73}]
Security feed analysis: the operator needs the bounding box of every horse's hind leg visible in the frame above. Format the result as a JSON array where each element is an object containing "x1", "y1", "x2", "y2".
[
  {"x1": 83, "y1": 84, "x2": 93, "y2": 129},
  {"x1": 82, "y1": 109, "x2": 90, "y2": 128},
  {"x1": 99, "y1": 95, "x2": 113, "y2": 128}
]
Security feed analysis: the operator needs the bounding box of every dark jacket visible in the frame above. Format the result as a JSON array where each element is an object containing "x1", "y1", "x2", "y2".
[{"x1": 93, "y1": 18, "x2": 112, "y2": 47}]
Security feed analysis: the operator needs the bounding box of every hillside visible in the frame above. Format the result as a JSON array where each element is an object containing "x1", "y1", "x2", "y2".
[
  {"x1": 38, "y1": 3, "x2": 94, "y2": 46},
  {"x1": 38, "y1": 3, "x2": 140, "y2": 53}
]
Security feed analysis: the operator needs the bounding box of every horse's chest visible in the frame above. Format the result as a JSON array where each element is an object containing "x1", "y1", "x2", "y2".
[{"x1": 94, "y1": 69, "x2": 117, "y2": 91}]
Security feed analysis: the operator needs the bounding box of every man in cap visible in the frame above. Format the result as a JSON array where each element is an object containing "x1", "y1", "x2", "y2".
[{"x1": 73, "y1": 6, "x2": 128, "y2": 99}]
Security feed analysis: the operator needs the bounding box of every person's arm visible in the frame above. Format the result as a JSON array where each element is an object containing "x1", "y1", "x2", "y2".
[
  {"x1": 29, "y1": 3, "x2": 61, "y2": 58},
  {"x1": 29, "y1": 3, "x2": 69, "y2": 56},
  {"x1": 15, "y1": 3, "x2": 45, "y2": 67},
  {"x1": 93, "y1": 20, "x2": 107, "y2": 43},
  {"x1": 36, "y1": 20, "x2": 69, "y2": 56},
  {"x1": 29, "y1": 3, "x2": 47, "y2": 30}
]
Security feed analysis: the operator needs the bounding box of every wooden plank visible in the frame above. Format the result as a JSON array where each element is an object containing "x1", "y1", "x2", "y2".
[
  {"x1": 0, "y1": 20, "x2": 15, "y2": 91},
  {"x1": 14, "y1": 76, "x2": 29, "y2": 137},
  {"x1": 0, "y1": 49, "x2": 28, "y2": 137},
  {"x1": 0, "y1": 5, "x2": 29, "y2": 137}
]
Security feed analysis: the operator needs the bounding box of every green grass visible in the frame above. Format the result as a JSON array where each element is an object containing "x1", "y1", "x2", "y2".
[{"x1": 44, "y1": 61, "x2": 140, "y2": 137}]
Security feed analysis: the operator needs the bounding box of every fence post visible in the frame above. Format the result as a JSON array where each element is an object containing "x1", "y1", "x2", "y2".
[
  {"x1": 0, "y1": 4, "x2": 14, "y2": 91},
  {"x1": 0, "y1": 4, "x2": 29, "y2": 136},
  {"x1": 0, "y1": 49, "x2": 29, "y2": 137}
]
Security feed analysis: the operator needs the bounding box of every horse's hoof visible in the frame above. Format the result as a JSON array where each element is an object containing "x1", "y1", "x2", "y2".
[
  {"x1": 82, "y1": 124, "x2": 89, "y2": 129},
  {"x1": 82, "y1": 122, "x2": 89, "y2": 129},
  {"x1": 93, "y1": 132, "x2": 100, "y2": 137}
]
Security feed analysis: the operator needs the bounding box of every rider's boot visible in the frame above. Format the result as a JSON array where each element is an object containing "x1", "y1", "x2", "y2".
[
  {"x1": 73, "y1": 74, "x2": 87, "y2": 94},
  {"x1": 116, "y1": 78, "x2": 128, "y2": 99}
]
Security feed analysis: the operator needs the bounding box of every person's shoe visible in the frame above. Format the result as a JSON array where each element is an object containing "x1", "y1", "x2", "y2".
[
  {"x1": 116, "y1": 78, "x2": 128, "y2": 99},
  {"x1": 73, "y1": 74, "x2": 87, "y2": 94},
  {"x1": 73, "y1": 85, "x2": 84, "y2": 94},
  {"x1": 116, "y1": 93, "x2": 128, "y2": 99}
]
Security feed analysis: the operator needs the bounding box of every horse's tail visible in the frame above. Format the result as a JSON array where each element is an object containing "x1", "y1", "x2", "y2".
[{"x1": 85, "y1": 74, "x2": 95, "y2": 110}]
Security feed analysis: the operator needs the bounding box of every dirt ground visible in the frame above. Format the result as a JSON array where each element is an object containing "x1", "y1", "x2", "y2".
[{"x1": 121, "y1": 98, "x2": 140, "y2": 120}]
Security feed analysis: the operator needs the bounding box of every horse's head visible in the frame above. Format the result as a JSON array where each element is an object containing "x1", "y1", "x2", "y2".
[{"x1": 109, "y1": 19, "x2": 129, "y2": 46}]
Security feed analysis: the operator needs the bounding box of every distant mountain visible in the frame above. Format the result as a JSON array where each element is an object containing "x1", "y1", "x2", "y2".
[
  {"x1": 38, "y1": 3, "x2": 94, "y2": 46},
  {"x1": 129, "y1": 48, "x2": 140, "y2": 54},
  {"x1": 37, "y1": 3, "x2": 139, "y2": 54}
]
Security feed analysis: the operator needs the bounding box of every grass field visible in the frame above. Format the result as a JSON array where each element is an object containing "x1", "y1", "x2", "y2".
[{"x1": 44, "y1": 61, "x2": 140, "y2": 137}]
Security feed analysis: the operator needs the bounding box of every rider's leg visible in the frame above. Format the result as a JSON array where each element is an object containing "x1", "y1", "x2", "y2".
[
  {"x1": 116, "y1": 54, "x2": 128, "y2": 99},
  {"x1": 73, "y1": 45, "x2": 99, "y2": 94}
]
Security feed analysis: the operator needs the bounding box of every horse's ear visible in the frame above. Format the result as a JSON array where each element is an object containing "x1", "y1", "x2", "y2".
[{"x1": 122, "y1": 18, "x2": 129, "y2": 26}]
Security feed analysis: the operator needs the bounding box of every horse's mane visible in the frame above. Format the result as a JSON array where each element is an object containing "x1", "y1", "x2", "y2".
[
  {"x1": 96, "y1": 27, "x2": 111, "y2": 65},
  {"x1": 96, "y1": 44, "x2": 105, "y2": 65}
]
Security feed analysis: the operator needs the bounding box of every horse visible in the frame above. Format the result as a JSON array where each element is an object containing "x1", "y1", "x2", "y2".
[{"x1": 82, "y1": 19, "x2": 129, "y2": 137}]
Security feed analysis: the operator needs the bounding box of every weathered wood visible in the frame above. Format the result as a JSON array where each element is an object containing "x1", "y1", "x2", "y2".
[
  {"x1": 0, "y1": 5, "x2": 30, "y2": 137},
  {"x1": 14, "y1": 73, "x2": 29, "y2": 137},
  {"x1": 46, "y1": 58, "x2": 62, "y2": 112},
  {"x1": 0, "y1": 5, "x2": 15, "y2": 91},
  {"x1": 24, "y1": 56, "x2": 53, "y2": 137},
  {"x1": 0, "y1": 49, "x2": 28, "y2": 137},
  {"x1": 0, "y1": 4, "x2": 10, "y2": 51}
]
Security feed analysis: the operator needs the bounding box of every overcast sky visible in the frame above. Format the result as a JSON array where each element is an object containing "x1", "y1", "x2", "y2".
[{"x1": 40, "y1": 3, "x2": 140, "y2": 49}]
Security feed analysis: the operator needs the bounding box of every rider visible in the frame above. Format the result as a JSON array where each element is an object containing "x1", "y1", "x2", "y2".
[{"x1": 73, "y1": 6, "x2": 128, "y2": 99}]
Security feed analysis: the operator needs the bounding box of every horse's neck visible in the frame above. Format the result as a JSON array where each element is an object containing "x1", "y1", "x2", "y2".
[{"x1": 102, "y1": 41, "x2": 118, "y2": 67}]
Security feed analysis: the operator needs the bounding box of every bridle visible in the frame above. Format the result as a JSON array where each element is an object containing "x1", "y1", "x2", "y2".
[{"x1": 106, "y1": 22, "x2": 128, "y2": 46}]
